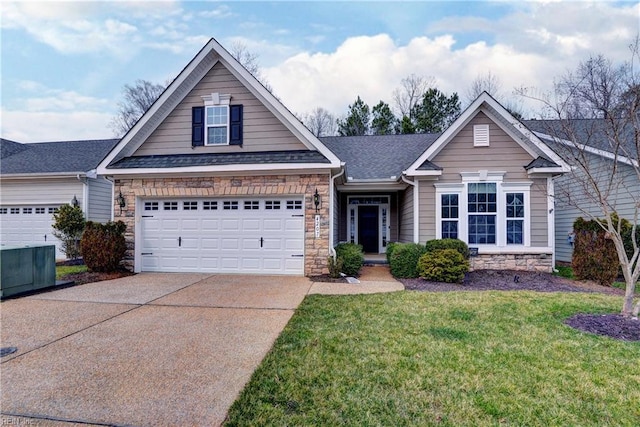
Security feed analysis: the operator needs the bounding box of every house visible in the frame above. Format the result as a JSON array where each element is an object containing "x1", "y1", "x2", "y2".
[
  {"x1": 0, "y1": 138, "x2": 119, "y2": 258},
  {"x1": 96, "y1": 38, "x2": 571, "y2": 276},
  {"x1": 524, "y1": 119, "x2": 640, "y2": 263}
]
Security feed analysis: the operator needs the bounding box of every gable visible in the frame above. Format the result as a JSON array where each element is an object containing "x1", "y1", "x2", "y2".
[
  {"x1": 134, "y1": 62, "x2": 307, "y2": 156},
  {"x1": 433, "y1": 112, "x2": 534, "y2": 182}
]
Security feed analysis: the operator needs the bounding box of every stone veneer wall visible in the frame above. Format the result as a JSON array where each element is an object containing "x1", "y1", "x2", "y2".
[
  {"x1": 114, "y1": 174, "x2": 330, "y2": 276},
  {"x1": 469, "y1": 253, "x2": 553, "y2": 272}
]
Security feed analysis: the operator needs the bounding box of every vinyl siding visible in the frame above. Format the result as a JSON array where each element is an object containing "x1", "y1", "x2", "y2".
[
  {"x1": 553, "y1": 153, "x2": 639, "y2": 263},
  {"x1": 134, "y1": 62, "x2": 307, "y2": 156},
  {"x1": 399, "y1": 186, "x2": 414, "y2": 242},
  {"x1": 418, "y1": 111, "x2": 549, "y2": 247},
  {"x1": 87, "y1": 177, "x2": 113, "y2": 223},
  {"x1": 0, "y1": 178, "x2": 84, "y2": 206}
]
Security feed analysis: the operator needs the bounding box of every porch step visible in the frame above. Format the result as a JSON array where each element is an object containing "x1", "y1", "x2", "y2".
[{"x1": 363, "y1": 254, "x2": 388, "y2": 265}]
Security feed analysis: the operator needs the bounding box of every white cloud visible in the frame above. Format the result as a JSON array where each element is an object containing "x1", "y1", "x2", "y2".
[{"x1": 199, "y1": 5, "x2": 232, "y2": 19}]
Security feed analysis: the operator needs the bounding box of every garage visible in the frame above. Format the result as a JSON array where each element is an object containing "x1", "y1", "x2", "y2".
[
  {"x1": 140, "y1": 197, "x2": 305, "y2": 274},
  {"x1": 0, "y1": 205, "x2": 64, "y2": 258}
]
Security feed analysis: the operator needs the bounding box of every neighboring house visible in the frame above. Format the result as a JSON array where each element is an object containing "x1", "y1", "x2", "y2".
[
  {"x1": 524, "y1": 120, "x2": 640, "y2": 263},
  {"x1": 96, "y1": 38, "x2": 571, "y2": 276},
  {"x1": 0, "y1": 138, "x2": 119, "y2": 258}
]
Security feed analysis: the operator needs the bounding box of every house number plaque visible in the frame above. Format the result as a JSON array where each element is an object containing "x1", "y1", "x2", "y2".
[{"x1": 315, "y1": 215, "x2": 320, "y2": 238}]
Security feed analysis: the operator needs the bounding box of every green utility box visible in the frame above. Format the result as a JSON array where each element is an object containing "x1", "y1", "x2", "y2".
[{"x1": 0, "y1": 245, "x2": 56, "y2": 298}]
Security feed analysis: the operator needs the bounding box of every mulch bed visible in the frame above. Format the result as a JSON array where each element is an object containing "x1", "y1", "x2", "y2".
[
  {"x1": 60, "y1": 270, "x2": 133, "y2": 286},
  {"x1": 401, "y1": 269, "x2": 639, "y2": 342}
]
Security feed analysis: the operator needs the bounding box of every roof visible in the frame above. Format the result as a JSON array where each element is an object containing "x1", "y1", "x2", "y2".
[
  {"x1": 108, "y1": 150, "x2": 331, "y2": 169},
  {"x1": 0, "y1": 138, "x2": 120, "y2": 175},
  {"x1": 524, "y1": 119, "x2": 638, "y2": 161},
  {"x1": 524, "y1": 157, "x2": 560, "y2": 170},
  {"x1": 320, "y1": 134, "x2": 440, "y2": 180}
]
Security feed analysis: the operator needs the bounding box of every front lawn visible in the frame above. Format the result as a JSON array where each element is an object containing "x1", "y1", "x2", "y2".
[
  {"x1": 55, "y1": 264, "x2": 87, "y2": 279},
  {"x1": 225, "y1": 291, "x2": 639, "y2": 426}
]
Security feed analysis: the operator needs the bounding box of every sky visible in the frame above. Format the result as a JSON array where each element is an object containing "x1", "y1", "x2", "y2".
[{"x1": 1, "y1": 0, "x2": 639, "y2": 143}]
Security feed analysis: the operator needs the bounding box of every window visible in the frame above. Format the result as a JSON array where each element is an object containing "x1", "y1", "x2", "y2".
[
  {"x1": 35, "y1": 207, "x2": 46, "y2": 214},
  {"x1": 183, "y1": 201, "x2": 198, "y2": 210},
  {"x1": 23, "y1": 208, "x2": 33, "y2": 214},
  {"x1": 244, "y1": 201, "x2": 259, "y2": 210},
  {"x1": 0, "y1": 208, "x2": 7, "y2": 214},
  {"x1": 506, "y1": 193, "x2": 525, "y2": 244},
  {"x1": 223, "y1": 201, "x2": 238, "y2": 210},
  {"x1": 441, "y1": 194, "x2": 459, "y2": 239},
  {"x1": 286, "y1": 200, "x2": 302, "y2": 210},
  {"x1": 265, "y1": 200, "x2": 281, "y2": 210},
  {"x1": 144, "y1": 202, "x2": 159, "y2": 211},
  {"x1": 468, "y1": 183, "x2": 496, "y2": 244},
  {"x1": 206, "y1": 105, "x2": 229, "y2": 145},
  {"x1": 48, "y1": 207, "x2": 59, "y2": 214},
  {"x1": 163, "y1": 202, "x2": 178, "y2": 211},
  {"x1": 10, "y1": 208, "x2": 19, "y2": 214},
  {"x1": 203, "y1": 201, "x2": 218, "y2": 210}
]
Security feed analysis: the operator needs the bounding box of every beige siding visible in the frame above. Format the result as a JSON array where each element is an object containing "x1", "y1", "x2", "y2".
[
  {"x1": 0, "y1": 178, "x2": 84, "y2": 206},
  {"x1": 418, "y1": 181, "x2": 436, "y2": 243},
  {"x1": 398, "y1": 186, "x2": 414, "y2": 242},
  {"x1": 134, "y1": 62, "x2": 307, "y2": 156},
  {"x1": 416, "y1": 111, "x2": 550, "y2": 247},
  {"x1": 87, "y1": 177, "x2": 113, "y2": 223},
  {"x1": 433, "y1": 112, "x2": 532, "y2": 183}
]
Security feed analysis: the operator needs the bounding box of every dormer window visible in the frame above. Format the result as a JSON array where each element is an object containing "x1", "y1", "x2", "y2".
[{"x1": 192, "y1": 93, "x2": 243, "y2": 147}]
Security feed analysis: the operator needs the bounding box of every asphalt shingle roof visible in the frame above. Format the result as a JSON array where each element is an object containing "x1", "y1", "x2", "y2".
[
  {"x1": 320, "y1": 134, "x2": 440, "y2": 180},
  {"x1": 108, "y1": 150, "x2": 331, "y2": 169},
  {"x1": 0, "y1": 138, "x2": 120, "y2": 175},
  {"x1": 524, "y1": 157, "x2": 560, "y2": 170}
]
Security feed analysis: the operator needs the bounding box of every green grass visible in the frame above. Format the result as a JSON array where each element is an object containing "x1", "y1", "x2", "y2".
[
  {"x1": 55, "y1": 264, "x2": 87, "y2": 279},
  {"x1": 225, "y1": 291, "x2": 640, "y2": 426},
  {"x1": 553, "y1": 264, "x2": 575, "y2": 279}
]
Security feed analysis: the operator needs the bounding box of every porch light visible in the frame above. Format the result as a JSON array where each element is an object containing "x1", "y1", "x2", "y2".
[
  {"x1": 313, "y1": 188, "x2": 320, "y2": 212},
  {"x1": 117, "y1": 192, "x2": 126, "y2": 209},
  {"x1": 71, "y1": 195, "x2": 79, "y2": 207}
]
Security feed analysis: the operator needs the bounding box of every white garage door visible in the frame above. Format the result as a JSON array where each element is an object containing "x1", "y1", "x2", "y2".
[
  {"x1": 140, "y1": 197, "x2": 305, "y2": 274},
  {"x1": 0, "y1": 206, "x2": 64, "y2": 258}
]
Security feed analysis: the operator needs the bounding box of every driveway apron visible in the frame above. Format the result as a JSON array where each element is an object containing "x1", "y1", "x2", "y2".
[{"x1": 1, "y1": 273, "x2": 312, "y2": 427}]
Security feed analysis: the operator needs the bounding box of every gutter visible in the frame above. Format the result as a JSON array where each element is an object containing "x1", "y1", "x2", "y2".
[
  {"x1": 401, "y1": 174, "x2": 420, "y2": 243},
  {"x1": 329, "y1": 164, "x2": 346, "y2": 258}
]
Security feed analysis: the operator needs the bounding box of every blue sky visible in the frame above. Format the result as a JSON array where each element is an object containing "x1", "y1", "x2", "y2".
[{"x1": 2, "y1": 1, "x2": 638, "y2": 142}]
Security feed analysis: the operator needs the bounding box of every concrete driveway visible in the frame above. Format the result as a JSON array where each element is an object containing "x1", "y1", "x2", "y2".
[{"x1": 0, "y1": 273, "x2": 313, "y2": 427}]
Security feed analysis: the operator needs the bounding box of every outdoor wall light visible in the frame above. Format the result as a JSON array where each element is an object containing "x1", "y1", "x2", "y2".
[
  {"x1": 313, "y1": 188, "x2": 320, "y2": 212},
  {"x1": 71, "y1": 195, "x2": 79, "y2": 207},
  {"x1": 117, "y1": 192, "x2": 126, "y2": 209}
]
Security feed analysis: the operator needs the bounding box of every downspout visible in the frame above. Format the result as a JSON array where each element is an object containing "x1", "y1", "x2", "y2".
[
  {"x1": 104, "y1": 176, "x2": 115, "y2": 221},
  {"x1": 76, "y1": 174, "x2": 89, "y2": 219},
  {"x1": 401, "y1": 174, "x2": 419, "y2": 243},
  {"x1": 329, "y1": 164, "x2": 346, "y2": 257},
  {"x1": 548, "y1": 176, "x2": 557, "y2": 272}
]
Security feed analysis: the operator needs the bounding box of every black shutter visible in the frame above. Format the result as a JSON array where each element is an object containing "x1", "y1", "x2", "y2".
[
  {"x1": 192, "y1": 106, "x2": 205, "y2": 146},
  {"x1": 229, "y1": 104, "x2": 243, "y2": 146}
]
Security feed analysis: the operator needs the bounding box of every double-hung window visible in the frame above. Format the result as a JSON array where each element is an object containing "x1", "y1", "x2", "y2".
[
  {"x1": 441, "y1": 194, "x2": 459, "y2": 239},
  {"x1": 467, "y1": 182, "x2": 497, "y2": 244},
  {"x1": 506, "y1": 192, "x2": 525, "y2": 244},
  {"x1": 206, "y1": 105, "x2": 229, "y2": 145}
]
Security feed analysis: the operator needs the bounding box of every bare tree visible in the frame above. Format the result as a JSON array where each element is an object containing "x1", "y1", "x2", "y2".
[
  {"x1": 110, "y1": 79, "x2": 165, "y2": 136},
  {"x1": 229, "y1": 41, "x2": 273, "y2": 93},
  {"x1": 522, "y1": 46, "x2": 640, "y2": 319},
  {"x1": 302, "y1": 107, "x2": 336, "y2": 137},
  {"x1": 466, "y1": 71, "x2": 502, "y2": 103},
  {"x1": 392, "y1": 74, "x2": 435, "y2": 119}
]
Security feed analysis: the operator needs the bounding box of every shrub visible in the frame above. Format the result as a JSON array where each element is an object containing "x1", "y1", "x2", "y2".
[
  {"x1": 572, "y1": 217, "x2": 619, "y2": 286},
  {"x1": 327, "y1": 256, "x2": 344, "y2": 279},
  {"x1": 425, "y1": 238, "x2": 470, "y2": 259},
  {"x1": 80, "y1": 221, "x2": 127, "y2": 272},
  {"x1": 334, "y1": 243, "x2": 364, "y2": 276},
  {"x1": 52, "y1": 203, "x2": 86, "y2": 259},
  {"x1": 389, "y1": 243, "x2": 427, "y2": 278},
  {"x1": 386, "y1": 242, "x2": 399, "y2": 263},
  {"x1": 417, "y1": 249, "x2": 469, "y2": 283}
]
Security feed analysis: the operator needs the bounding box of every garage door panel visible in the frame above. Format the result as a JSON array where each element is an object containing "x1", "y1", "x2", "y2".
[
  {"x1": 0, "y1": 206, "x2": 64, "y2": 259},
  {"x1": 140, "y1": 197, "x2": 305, "y2": 274}
]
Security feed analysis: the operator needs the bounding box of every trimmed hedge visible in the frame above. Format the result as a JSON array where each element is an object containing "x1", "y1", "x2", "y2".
[
  {"x1": 335, "y1": 243, "x2": 364, "y2": 276},
  {"x1": 425, "y1": 238, "x2": 470, "y2": 259},
  {"x1": 386, "y1": 242, "x2": 399, "y2": 263},
  {"x1": 572, "y1": 217, "x2": 618, "y2": 286},
  {"x1": 80, "y1": 221, "x2": 127, "y2": 272},
  {"x1": 417, "y1": 249, "x2": 469, "y2": 283},
  {"x1": 389, "y1": 243, "x2": 427, "y2": 278}
]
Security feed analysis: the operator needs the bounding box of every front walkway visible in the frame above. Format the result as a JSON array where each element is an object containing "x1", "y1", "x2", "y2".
[{"x1": 309, "y1": 265, "x2": 404, "y2": 295}]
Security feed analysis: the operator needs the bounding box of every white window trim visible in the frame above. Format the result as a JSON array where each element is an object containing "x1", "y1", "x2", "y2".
[
  {"x1": 346, "y1": 195, "x2": 391, "y2": 253},
  {"x1": 436, "y1": 173, "x2": 532, "y2": 249},
  {"x1": 202, "y1": 92, "x2": 231, "y2": 146}
]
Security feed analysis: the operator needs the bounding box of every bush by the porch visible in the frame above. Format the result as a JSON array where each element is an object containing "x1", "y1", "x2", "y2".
[
  {"x1": 52, "y1": 204, "x2": 86, "y2": 259},
  {"x1": 385, "y1": 242, "x2": 399, "y2": 263},
  {"x1": 425, "y1": 238, "x2": 470, "y2": 259},
  {"x1": 335, "y1": 243, "x2": 364, "y2": 276},
  {"x1": 417, "y1": 248, "x2": 469, "y2": 283},
  {"x1": 80, "y1": 221, "x2": 127, "y2": 272},
  {"x1": 389, "y1": 243, "x2": 427, "y2": 278}
]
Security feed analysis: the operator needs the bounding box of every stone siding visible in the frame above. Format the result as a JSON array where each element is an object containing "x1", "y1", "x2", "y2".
[
  {"x1": 469, "y1": 253, "x2": 553, "y2": 272},
  {"x1": 114, "y1": 174, "x2": 330, "y2": 276}
]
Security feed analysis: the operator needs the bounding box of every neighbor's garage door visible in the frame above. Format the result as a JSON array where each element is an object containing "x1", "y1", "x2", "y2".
[
  {"x1": 140, "y1": 198, "x2": 305, "y2": 274},
  {"x1": 0, "y1": 206, "x2": 64, "y2": 258}
]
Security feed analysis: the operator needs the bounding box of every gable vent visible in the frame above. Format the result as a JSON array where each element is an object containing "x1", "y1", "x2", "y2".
[{"x1": 473, "y1": 124, "x2": 490, "y2": 147}]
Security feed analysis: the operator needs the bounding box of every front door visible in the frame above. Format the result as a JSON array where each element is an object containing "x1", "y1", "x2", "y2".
[{"x1": 358, "y1": 206, "x2": 379, "y2": 253}]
